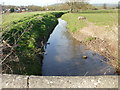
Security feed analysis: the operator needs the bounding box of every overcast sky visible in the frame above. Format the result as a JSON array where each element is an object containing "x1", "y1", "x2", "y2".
[{"x1": 0, "y1": 0, "x2": 119, "y2": 6}]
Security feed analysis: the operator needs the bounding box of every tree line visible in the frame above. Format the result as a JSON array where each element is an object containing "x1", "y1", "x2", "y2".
[{"x1": 2, "y1": 0, "x2": 118, "y2": 13}]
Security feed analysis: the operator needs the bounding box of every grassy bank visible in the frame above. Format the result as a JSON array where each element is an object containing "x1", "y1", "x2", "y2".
[
  {"x1": 2, "y1": 12, "x2": 65, "y2": 75},
  {"x1": 61, "y1": 9, "x2": 118, "y2": 32},
  {"x1": 2, "y1": 11, "x2": 66, "y2": 28},
  {"x1": 2, "y1": 11, "x2": 45, "y2": 27}
]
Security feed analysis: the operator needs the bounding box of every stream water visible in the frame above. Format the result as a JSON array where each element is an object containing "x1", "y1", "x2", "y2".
[{"x1": 42, "y1": 19, "x2": 115, "y2": 76}]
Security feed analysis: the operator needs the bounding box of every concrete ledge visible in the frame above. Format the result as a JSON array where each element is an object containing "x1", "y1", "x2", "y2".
[
  {"x1": 1, "y1": 74, "x2": 119, "y2": 88},
  {"x1": 2, "y1": 74, "x2": 28, "y2": 88}
]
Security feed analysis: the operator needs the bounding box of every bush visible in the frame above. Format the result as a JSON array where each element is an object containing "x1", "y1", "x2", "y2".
[{"x1": 10, "y1": 8, "x2": 15, "y2": 13}]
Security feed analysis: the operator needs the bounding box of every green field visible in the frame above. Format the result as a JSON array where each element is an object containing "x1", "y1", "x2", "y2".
[
  {"x1": 2, "y1": 11, "x2": 66, "y2": 27},
  {"x1": 2, "y1": 11, "x2": 46, "y2": 27},
  {"x1": 61, "y1": 9, "x2": 118, "y2": 32}
]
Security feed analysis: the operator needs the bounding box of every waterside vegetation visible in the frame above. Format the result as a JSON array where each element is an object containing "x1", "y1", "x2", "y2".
[{"x1": 2, "y1": 12, "x2": 65, "y2": 75}]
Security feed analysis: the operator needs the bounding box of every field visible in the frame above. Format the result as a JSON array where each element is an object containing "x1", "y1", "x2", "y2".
[
  {"x1": 2, "y1": 11, "x2": 66, "y2": 27},
  {"x1": 2, "y1": 11, "x2": 46, "y2": 27},
  {"x1": 61, "y1": 9, "x2": 118, "y2": 32}
]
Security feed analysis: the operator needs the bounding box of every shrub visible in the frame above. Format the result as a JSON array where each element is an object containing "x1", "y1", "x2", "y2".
[{"x1": 10, "y1": 8, "x2": 15, "y2": 13}]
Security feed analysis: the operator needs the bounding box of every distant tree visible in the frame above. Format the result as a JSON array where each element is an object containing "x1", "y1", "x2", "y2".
[
  {"x1": 27, "y1": 5, "x2": 45, "y2": 11},
  {"x1": 10, "y1": 8, "x2": 14, "y2": 13},
  {"x1": 103, "y1": 3, "x2": 107, "y2": 9},
  {"x1": 45, "y1": 3, "x2": 70, "y2": 11},
  {"x1": 60, "y1": 0, "x2": 89, "y2": 12}
]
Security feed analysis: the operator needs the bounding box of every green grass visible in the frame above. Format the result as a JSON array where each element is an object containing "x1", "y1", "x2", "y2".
[
  {"x1": 61, "y1": 9, "x2": 118, "y2": 32},
  {"x1": 80, "y1": 12, "x2": 118, "y2": 26},
  {"x1": 2, "y1": 11, "x2": 67, "y2": 28},
  {"x1": 61, "y1": 13, "x2": 87, "y2": 32},
  {"x1": 84, "y1": 36, "x2": 96, "y2": 41},
  {"x1": 2, "y1": 11, "x2": 46, "y2": 27},
  {"x1": 79, "y1": 9, "x2": 118, "y2": 13}
]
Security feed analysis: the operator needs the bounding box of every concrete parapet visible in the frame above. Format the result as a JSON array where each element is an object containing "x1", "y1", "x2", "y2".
[
  {"x1": 2, "y1": 74, "x2": 28, "y2": 88},
  {"x1": 1, "y1": 74, "x2": 119, "y2": 88}
]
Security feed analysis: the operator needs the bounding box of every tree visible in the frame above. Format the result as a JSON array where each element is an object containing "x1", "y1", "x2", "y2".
[
  {"x1": 10, "y1": 8, "x2": 14, "y2": 13},
  {"x1": 60, "y1": 0, "x2": 89, "y2": 12},
  {"x1": 103, "y1": 3, "x2": 107, "y2": 9},
  {"x1": 27, "y1": 5, "x2": 45, "y2": 11}
]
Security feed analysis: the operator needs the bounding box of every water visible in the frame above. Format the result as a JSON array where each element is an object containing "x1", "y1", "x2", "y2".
[{"x1": 42, "y1": 19, "x2": 115, "y2": 76}]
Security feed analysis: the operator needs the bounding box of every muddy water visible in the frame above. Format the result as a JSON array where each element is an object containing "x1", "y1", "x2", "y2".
[{"x1": 42, "y1": 19, "x2": 115, "y2": 76}]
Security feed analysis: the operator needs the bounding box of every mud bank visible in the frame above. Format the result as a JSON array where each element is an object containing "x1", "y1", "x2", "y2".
[{"x1": 69, "y1": 25, "x2": 119, "y2": 74}]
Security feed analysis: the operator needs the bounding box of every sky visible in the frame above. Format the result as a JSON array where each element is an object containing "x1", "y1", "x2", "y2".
[{"x1": 0, "y1": 0, "x2": 119, "y2": 6}]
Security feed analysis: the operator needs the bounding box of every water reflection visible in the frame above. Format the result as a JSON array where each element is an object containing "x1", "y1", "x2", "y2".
[{"x1": 42, "y1": 19, "x2": 115, "y2": 76}]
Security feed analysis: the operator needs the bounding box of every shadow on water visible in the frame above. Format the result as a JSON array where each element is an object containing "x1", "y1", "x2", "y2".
[{"x1": 42, "y1": 19, "x2": 116, "y2": 76}]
